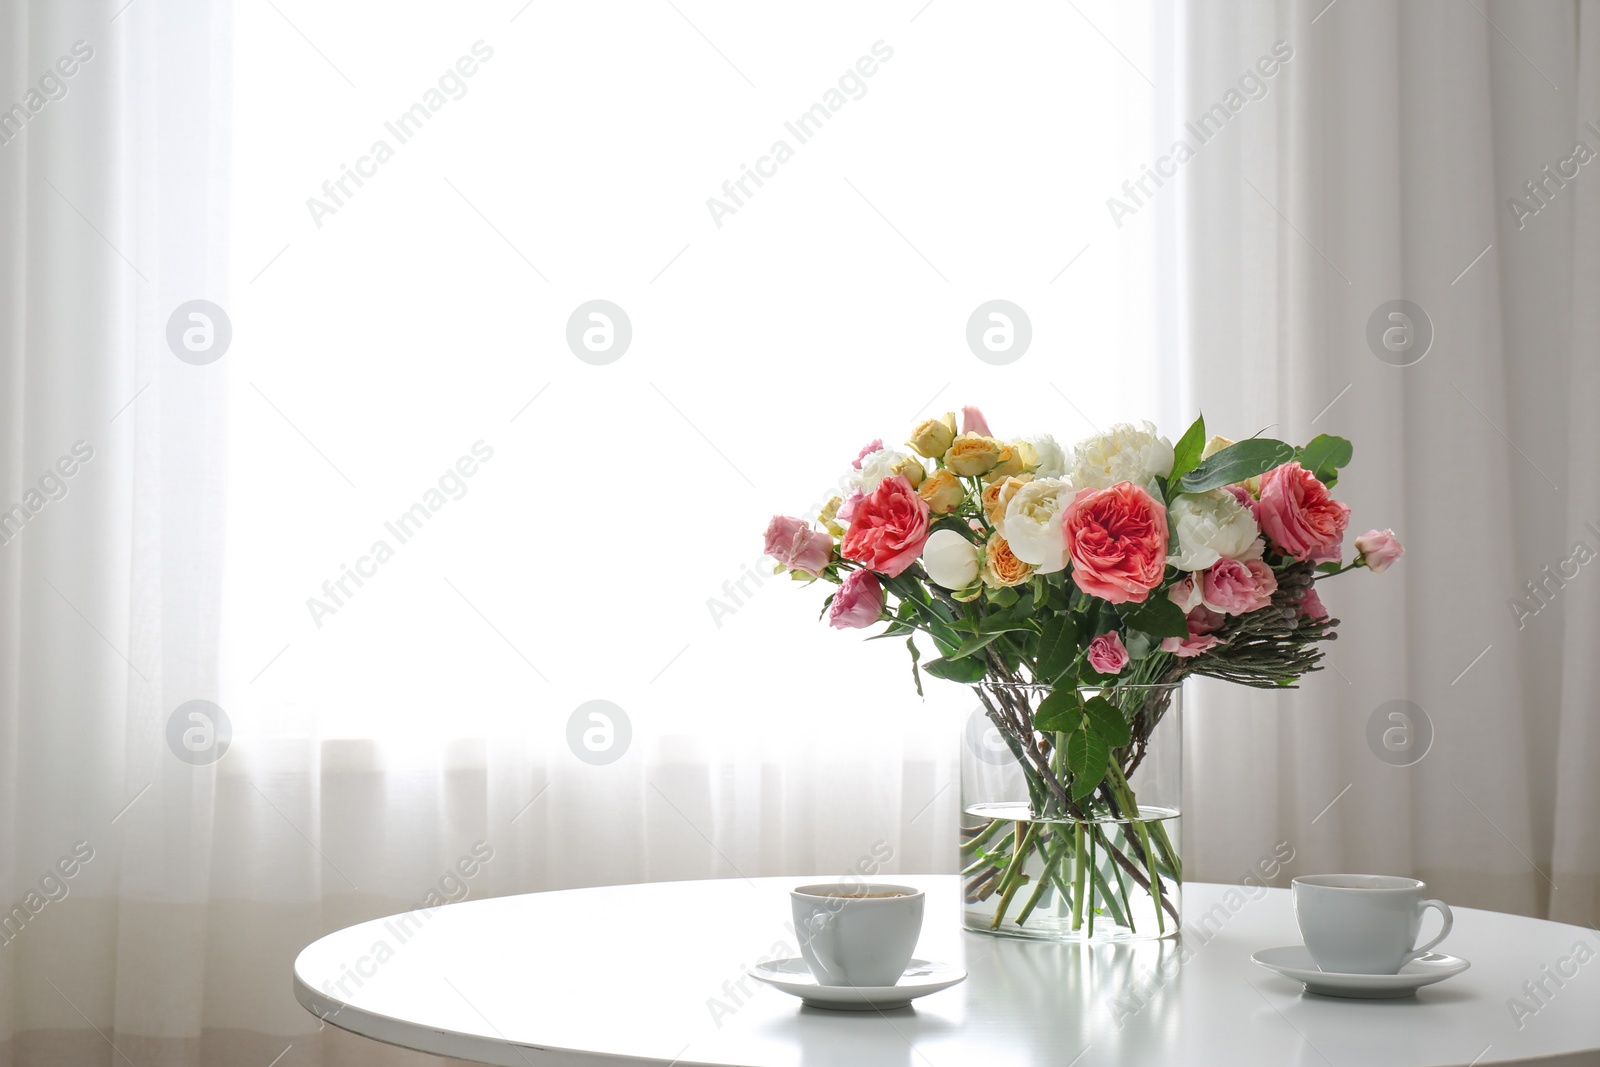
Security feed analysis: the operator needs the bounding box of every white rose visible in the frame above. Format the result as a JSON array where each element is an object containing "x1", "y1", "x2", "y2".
[
  {"x1": 856, "y1": 449, "x2": 913, "y2": 494},
  {"x1": 1001, "y1": 478, "x2": 1072, "y2": 573},
  {"x1": 920, "y1": 529, "x2": 981, "y2": 589},
  {"x1": 1023, "y1": 434, "x2": 1067, "y2": 479},
  {"x1": 1166, "y1": 489, "x2": 1261, "y2": 571},
  {"x1": 1071, "y1": 421, "x2": 1175, "y2": 490}
]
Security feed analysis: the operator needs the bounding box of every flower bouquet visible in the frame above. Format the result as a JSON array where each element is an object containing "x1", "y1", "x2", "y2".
[{"x1": 764, "y1": 407, "x2": 1402, "y2": 941}]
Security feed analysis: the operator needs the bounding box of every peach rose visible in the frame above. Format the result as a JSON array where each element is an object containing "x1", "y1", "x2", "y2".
[
  {"x1": 944, "y1": 434, "x2": 1004, "y2": 477},
  {"x1": 982, "y1": 475, "x2": 1031, "y2": 526},
  {"x1": 841, "y1": 475, "x2": 932, "y2": 578},
  {"x1": 918, "y1": 469, "x2": 965, "y2": 514},
  {"x1": 1063, "y1": 482, "x2": 1170, "y2": 604},
  {"x1": 982, "y1": 535, "x2": 1033, "y2": 588},
  {"x1": 1255, "y1": 462, "x2": 1350, "y2": 564}
]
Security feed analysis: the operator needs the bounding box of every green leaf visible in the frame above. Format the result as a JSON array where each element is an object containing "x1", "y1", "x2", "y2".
[
  {"x1": 1032, "y1": 688, "x2": 1082, "y2": 733},
  {"x1": 907, "y1": 635, "x2": 923, "y2": 698},
  {"x1": 1168, "y1": 414, "x2": 1207, "y2": 484},
  {"x1": 921, "y1": 656, "x2": 988, "y2": 683},
  {"x1": 865, "y1": 622, "x2": 917, "y2": 640},
  {"x1": 1065, "y1": 730, "x2": 1110, "y2": 800},
  {"x1": 1316, "y1": 560, "x2": 1345, "y2": 574},
  {"x1": 1177, "y1": 438, "x2": 1295, "y2": 493},
  {"x1": 1120, "y1": 595, "x2": 1189, "y2": 641},
  {"x1": 985, "y1": 585, "x2": 1019, "y2": 608},
  {"x1": 949, "y1": 630, "x2": 1006, "y2": 660},
  {"x1": 1082, "y1": 695, "x2": 1132, "y2": 748},
  {"x1": 1296, "y1": 434, "x2": 1354, "y2": 488},
  {"x1": 977, "y1": 616, "x2": 1039, "y2": 636},
  {"x1": 1033, "y1": 613, "x2": 1080, "y2": 685}
]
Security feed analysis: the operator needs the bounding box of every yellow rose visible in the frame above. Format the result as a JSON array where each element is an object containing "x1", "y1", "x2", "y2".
[
  {"x1": 1200, "y1": 434, "x2": 1235, "y2": 460},
  {"x1": 907, "y1": 412, "x2": 958, "y2": 459},
  {"x1": 981, "y1": 475, "x2": 1032, "y2": 526},
  {"x1": 819, "y1": 496, "x2": 845, "y2": 538},
  {"x1": 918, "y1": 469, "x2": 965, "y2": 514},
  {"x1": 892, "y1": 454, "x2": 926, "y2": 489},
  {"x1": 982, "y1": 535, "x2": 1034, "y2": 588},
  {"x1": 985, "y1": 440, "x2": 1040, "y2": 482},
  {"x1": 944, "y1": 433, "x2": 1004, "y2": 477}
]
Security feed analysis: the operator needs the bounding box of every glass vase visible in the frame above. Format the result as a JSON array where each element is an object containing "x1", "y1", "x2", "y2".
[{"x1": 961, "y1": 682, "x2": 1182, "y2": 942}]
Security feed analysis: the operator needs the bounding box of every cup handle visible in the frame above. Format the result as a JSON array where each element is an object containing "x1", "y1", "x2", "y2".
[{"x1": 1406, "y1": 899, "x2": 1453, "y2": 963}]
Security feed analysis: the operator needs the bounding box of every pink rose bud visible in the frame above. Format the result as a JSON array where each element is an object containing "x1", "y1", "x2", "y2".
[
  {"x1": 1355, "y1": 528, "x2": 1404, "y2": 573},
  {"x1": 852, "y1": 439, "x2": 884, "y2": 470},
  {"x1": 1087, "y1": 632, "x2": 1130, "y2": 675},
  {"x1": 1160, "y1": 606, "x2": 1224, "y2": 658},
  {"x1": 961, "y1": 405, "x2": 993, "y2": 437},
  {"x1": 828, "y1": 569, "x2": 884, "y2": 630},
  {"x1": 763, "y1": 515, "x2": 832, "y2": 576},
  {"x1": 1299, "y1": 585, "x2": 1329, "y2": 620},
  {"x1": 1167, "y1": 574, "x2": 1202, "y2": 612}
]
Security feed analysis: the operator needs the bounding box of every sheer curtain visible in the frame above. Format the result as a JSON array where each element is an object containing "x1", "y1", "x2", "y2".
[
  {"x1": 1174, "y1": 0, "x2": 1600, "y2": 923},
  {"x1": 3, "y1": 1, "x2": 1167, "y2": 1063},
  {"x1": 1, "y1": 0, "x2": 236, "y2": 1062}
]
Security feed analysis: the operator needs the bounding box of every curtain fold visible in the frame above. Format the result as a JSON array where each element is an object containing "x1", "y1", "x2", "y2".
[{"x1": 1176, "y1": 0, "x2": 1600, "y2": 922}]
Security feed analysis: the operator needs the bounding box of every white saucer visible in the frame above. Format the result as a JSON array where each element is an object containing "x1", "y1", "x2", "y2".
[
  {"x1": 747, "y1": 958, "x2": 967, "y2": 1010},
  {"x1": 1251, "y1": 945, "x2": 1470, "y2": 999}
]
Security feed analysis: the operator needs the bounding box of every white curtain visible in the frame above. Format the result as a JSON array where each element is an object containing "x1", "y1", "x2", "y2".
[
  {"x1": 18, "y1": 0, "x2": 1594, "y2": 1062},
  {"x1": 1175, "y1": 0, "x2": 1600, "y2": 923},
  {"x1": 3, "y1": 1, "x2": 1165, "y2": 1063}
]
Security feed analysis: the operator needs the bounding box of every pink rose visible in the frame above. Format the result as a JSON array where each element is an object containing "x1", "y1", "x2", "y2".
[
  {"x1": 1161, "y1": 606, "x2": 1224, "y2": 658},
  {"x1": 1224, "y1": 484, "x2": 1256, "y2": 510},
  {"x1": 961, "y1": 405, "x2": 992, "y2": 436},
  {"x1": 1168, "y1": 574, "x2": 1202, "y2": 612},
  {"x1": 841, "y1": 475, "x2": 932, "y2": 578},
  {"x1": 1063, "y1": 482, "x2": 1170, "y2": 604},
  {"x1": 1255, "y1": 463, "x2": 1350, "y2": 564},
  {"x1": 1201, "y1": 559, "x2": 1260, "y2": 615},
  {"x1": 852, "y1": 439, "x2": 883, "y2": 470},
  {"x1": 837, "y1": 489, "x2": 864, "y2": 522},
  {"x1": 1245, "y1": 559, "x2": 1278, "y2": 603},
  {"x1": 1299, "y1": 585, "x2": 1329, "y2": 621},
  {"x1": 764, "y1": 515, "x2": 832, "y2": 576},
  {"x1": 828, "y1": 570, "x2": 884, "y2": 630},
  {"x1": 1356, "y1": 528, "x2": 1404, "y2": 573},
  {"x1": 1087, "y1": 632, "x2": 1130, "y2": 675}
]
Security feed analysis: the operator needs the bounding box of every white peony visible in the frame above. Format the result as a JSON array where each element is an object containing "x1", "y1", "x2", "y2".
[
  {"x1": 855, "y1": 449, "x2": 912, "y2": 494},
  {"x1": 920, "y1": 529, "x2": 981, "y2": 589},
  {"x1": 1071, "y1": 422, "x2": 1175, "y2": 490},
  {"x1": 1022, "y1": 434, "x2": 1067, "y2": 479},
  {"x1": 1001, "y1": 478, "x2": 1073, "y2": 573},
  {"x1": 1166, "y1": 489, "x2": 1262, "y2": 571}
]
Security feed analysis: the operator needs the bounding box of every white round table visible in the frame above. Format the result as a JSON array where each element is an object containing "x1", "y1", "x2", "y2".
[{"x1": 294, "y1": 875, "x2": 1600, "y2": 1066}]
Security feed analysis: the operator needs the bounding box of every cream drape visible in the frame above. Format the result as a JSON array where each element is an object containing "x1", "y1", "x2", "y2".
[{"x1": 1173, "y1": 0, "x2": 1600, "y2": 923}]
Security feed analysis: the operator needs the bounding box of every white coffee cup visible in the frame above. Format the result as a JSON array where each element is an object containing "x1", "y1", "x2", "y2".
[
  {"x1": 1292, "y1": 874, "x2": 1453, "y2": 974},
  {"x1": 791, "y1": 883, "x2": 924, "y2": 987}
]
